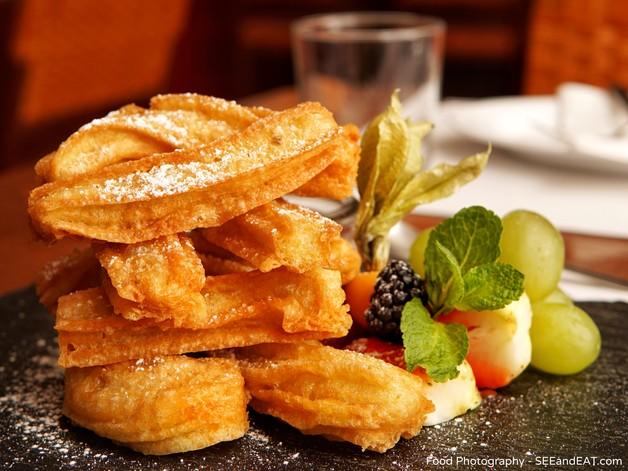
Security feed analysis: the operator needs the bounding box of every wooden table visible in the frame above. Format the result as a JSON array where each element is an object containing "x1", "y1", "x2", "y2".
[{"x1": 2, "y1": 86, "x2": 627, "y2": 295}]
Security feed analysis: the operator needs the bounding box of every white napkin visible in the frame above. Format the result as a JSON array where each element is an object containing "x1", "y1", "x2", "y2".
[
  {"x1": 560, "y1": 269, "x2": 628, "y2": 303},
  {"x1": 556, "y1": 82, "x2": 628, "y2": 160}
]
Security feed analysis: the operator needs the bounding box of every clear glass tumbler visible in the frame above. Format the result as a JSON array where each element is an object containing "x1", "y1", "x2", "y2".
[{"x1": 291, "y1": 11, "x2": 446, "y2": 126}]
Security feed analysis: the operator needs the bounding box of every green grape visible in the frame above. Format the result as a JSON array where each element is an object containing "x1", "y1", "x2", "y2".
[
  {"x1": 532, "y1": 287, "x2": 573, "y2": 309},
  {"x1": 530, "y1": 303, "x2": 601, "y2": 375},
  {"x1": 409, "y1": 227, "x2": 433, "y2": 278},
  {"x1": 499, "y1": 210, "x2": 565, "y2": 301}
]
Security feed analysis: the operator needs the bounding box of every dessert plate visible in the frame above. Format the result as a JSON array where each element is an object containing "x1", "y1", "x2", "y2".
[
  {"x1": 444, "y1": 96, "x2": 628, "y2": 175},
  {"x1": 1, "y1": 287, "x2": 627, "y2": 469}
]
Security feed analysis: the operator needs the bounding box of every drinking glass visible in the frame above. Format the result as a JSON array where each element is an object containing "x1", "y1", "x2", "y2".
[
  {"x1": 290, "y1": 12, "x2": 445, "y2": 236},
  {"x1": 291, "y1": 11, "x2": 446, "y2": 126}
]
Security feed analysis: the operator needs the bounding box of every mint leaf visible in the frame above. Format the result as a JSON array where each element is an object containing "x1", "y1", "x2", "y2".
[
  {"x1": 426, "y1": 241, "x2": 465, "y2": 311},
  {"x1": 426, "y1": 206, "x2": 501, "y2": 275},
  {"x1": 400, "y1": 206, "x2": 523, "y2": 382},
  {"x1": 401, "y1": 298, "x2": 468, "y2": 382},
  {"x1": 425, "y1": 206, "x2": 523, "y2": 315},
  {"x1": 456, "y1": 263, "x2": 524, "y2": 311}
]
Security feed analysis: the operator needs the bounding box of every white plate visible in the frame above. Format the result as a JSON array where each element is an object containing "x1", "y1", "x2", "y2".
[{"x1": 443, "y1": 96, "x2": 628, "y2": 174}]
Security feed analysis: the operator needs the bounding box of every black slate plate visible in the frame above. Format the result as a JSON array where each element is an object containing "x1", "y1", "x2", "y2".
[{"x1": 1, "y1": 287, "x2": 627, "y2": 471}]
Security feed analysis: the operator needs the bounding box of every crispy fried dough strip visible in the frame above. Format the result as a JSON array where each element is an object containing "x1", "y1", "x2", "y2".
[
  {"x1": 235, "y1": 342, "x2": 433, "y2": 453},
  {"x1": 329, "y1": 238, "x2": 361, "y2": 285},
  {"x1": 152, "y1": 94, "x2": 360, "y2": 199},
  {"x1": 56, "y1": 269, "x2": 351, "y2": 367},
  {"x1": 202, "y1": 268, "x2": 348, "y2": 334},
  {"x1": 188, "y1": 229, "x2": 255, "y2": 275},
  {"x1": 35, "y1": 105, "x2": 144, "y2": 181},
  {"x1": 100, "y1": 268, "x2": 347, "y2": 331},
  {"x1": 102, "y1": 275, "x2": 209, "y2": 328},
  {"x1": 36, "y1": 105, "x2": 233, "y2": 182},
  {"x1": 293, "y1": 124, "x2": 360, "y2": 199},
  {"x1": 29, "y1": 102, "x2": 340, "y2": 243},
  {"x1": 95, "y1": 234, "x2": 208, "y2": 326},
  {"x1": 36, "y1": 247, "x2": 100, "y2": 312},
  {"x1": 64, "y1": 356, "x2": 248, "y2": 455},
  {"x1": 197, "y1": 252, "x2": 253, "y2": 276},
  {"x1": 33, "y1": 153, "x2": 55, "y2": 184},
  {"x1": 38, "y1": 95, "x2": 358, "y2": 199},
  {"x1": 200, "y1": 199, "x2": 359, "y2": 283},
  {"x1": 101, "y1": 265, "x2": 346, "y2": 331},
  {"x1": 95, "y1": 234, "x2": 205, "y2": 304},
  {"x1": 151, "y1": 93, "x2": 269, "y2": 127}
]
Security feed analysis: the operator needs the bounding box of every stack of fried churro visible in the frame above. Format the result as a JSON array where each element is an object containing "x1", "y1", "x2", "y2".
[{"x1": 29, "y1": 95, "x2": 432, "y2": 454}]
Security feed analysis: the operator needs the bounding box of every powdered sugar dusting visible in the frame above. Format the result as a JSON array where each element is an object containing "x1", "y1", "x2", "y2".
[
  {"x1": 97, "y1": 160, "x2": 224, "y2": 203},
  {"x1": 3, "y1": 289, "x2": 626, "y2": 469},
  {"x1": 1, "y1": 337, "x2": 73, "y2": 469},
  {"x1": 77, "y1": 109, "x2": 192, "y2": 146}
]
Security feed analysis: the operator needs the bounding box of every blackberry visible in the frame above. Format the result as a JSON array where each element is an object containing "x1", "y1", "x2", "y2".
[{"x1": 365, "y1": 259, "x2": 428, "y2": 341}]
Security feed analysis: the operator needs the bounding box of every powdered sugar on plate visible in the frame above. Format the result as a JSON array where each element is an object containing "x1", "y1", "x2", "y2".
[{"x1": 1, "y1": 288, "x2": 626, "y2": 470}]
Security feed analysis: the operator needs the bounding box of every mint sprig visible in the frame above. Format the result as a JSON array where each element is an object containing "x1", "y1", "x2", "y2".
[
  {"x1": 424, "y1": 206, "x2": 524, "y2": 316},
  {"x1": 457, "y1": 262, "x2": 525, "y2": 312},
  {"x1": 401, "y1": 298, "x2": 468, "y2": 382},
  {"x1": 400, "y1": 206, "x2": 524, "y2": 382}
]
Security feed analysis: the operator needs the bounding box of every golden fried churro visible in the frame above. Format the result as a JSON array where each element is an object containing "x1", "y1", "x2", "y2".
[
  {"x1": 29, "y1": 102, "x2": 341, "y2": 243},
  {"x1": 64, "y1": 356, "x2": 248, "y2": 455},
  {"x1": 197, "y1": 252, "x2": 253, "y2": 276},
  {"x1": 150, "y1": 93, "x2": 269, "y2": 127},
  {"x1": 37, "y1": 94, "x2": 357, "y2": 199},
  {"x1": 34, "y1": 105, "x2": 144, "y2": 181},
  {"x1": 328, "y1": 238, "x2": 361, "y2": 285},
  {"x1": 101, "y1": 274, "x2": 208, "y2": 328},
  {"x1": 235, "y1": 342, "x2": 433, "y2": 453},
  {"x1": 293, "y1": 124, "x2": 360, "y2": 200},
  {"x1": 36, "y1": 247, "x2": 100, "y2": 312},
  {"x1": 200, "y1": 199, "x2": 359, "y2": 283},
  {"x1": 36, "y1": 105, "x2": 233, "y2": 182},
  {"x1": 152, "y1": 94, "x2": 360, "y2": 199},
  {"x1": 56, "y1": 268, "x2": 351, "y2": 367},
  {"x1": 95, "y1": 234, "x2": 208, "y2": 327},
  {"x1": 189, "y1": 230, "x2": 254, "y2": 275}
]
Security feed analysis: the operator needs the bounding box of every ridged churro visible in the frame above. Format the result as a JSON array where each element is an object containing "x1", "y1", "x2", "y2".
[
  {"x1": 64, "y1": 356, "x2": 248, "y2": 455},
  {"x1": 29, "y1": 102, "x2": 341, "y2": 243}
]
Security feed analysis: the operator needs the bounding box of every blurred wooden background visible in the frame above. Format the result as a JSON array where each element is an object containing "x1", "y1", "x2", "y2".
[
  {"x1": 524, "y1": 0, "x2": 628, "y2": 93},
  {"x1": 1, "y1": 0, "x2": 627, "y2": 169}
]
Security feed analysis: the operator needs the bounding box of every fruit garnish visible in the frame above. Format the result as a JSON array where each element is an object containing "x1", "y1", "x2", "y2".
[
  {"x1": 352, "y1": 93, "x2": 529, "y2": 383},
  {"x1": 345, "y1": 337, "x2": 407, "y2": 369},
  {"x1": 532, "y1": 287, "x2": 572, "y2": 307},
  {"x1": 497, "y1": 209, "x2": 601, "y2": 375},
  {"x1": 364, "y1": 259, "x2": 427, "y2": 340},
  {"x1": 440, "y1": 294, "x2": 533, "y2": 389},
  {"x1": 354, "y1": 91, "x2": 490, "y2": 272},
  {"x1": 424, "y1": 206, "x2": 524, "y2": 316},
  {"x1": 499, "y1": 209, "x2": 565, "y2": 301},
  {"x1": 530, "y1": 302, "x2": 601, "y2": 375},
  {"x1": 409, "y1": 226, "x2": 433, "y2": 277},
  {"x1": 344, "y1": 271, "x2": 379, "y2": 329},
  {"x1": 401, "y1": 206, "x2": 525, "y2": 382},
  {"x1": 346, "y1": 337, "x2": 483, "y2": 427}
]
